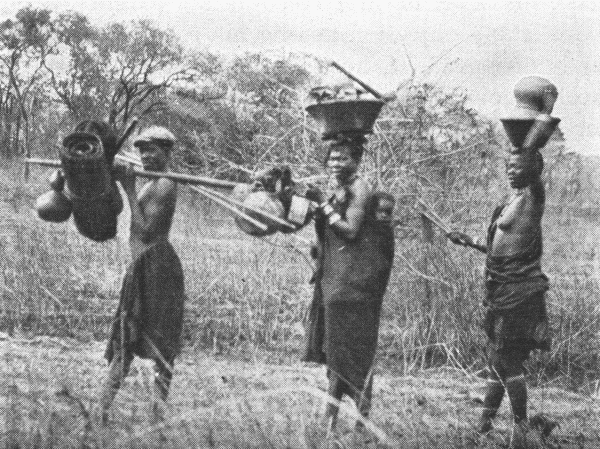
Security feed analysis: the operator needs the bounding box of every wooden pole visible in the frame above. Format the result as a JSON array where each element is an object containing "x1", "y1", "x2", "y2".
[
  {"x1": 194, "y1": 183, "x2": 298, "y2": 231},
  {"x1": 330, "y1": 61, "x2": 384, "y2": 99},
  {"x1": 188, "y1": 185, "x2": 268, "y2": 232},
  {"x1": 24, "y1": 158, "x2": 238, "y2": 190},
  {"x1": 25, "y1": 156, "x2": 298, "y2": 230},
  {"x1": 132, "y1": 167, "x2": 237, "y2": 190}
]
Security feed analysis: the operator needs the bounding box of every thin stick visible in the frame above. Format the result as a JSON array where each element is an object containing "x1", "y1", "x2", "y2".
[
  {"x1": 25, "y1": 158, "x2": 61, "y2": 169},
  {"x1": 115, "y1": 118, "x2": 139, "y2": 151},
  {"x1": 189, "y1": 185, "x2": 268, "y2": 232},
  {"x1": 132, "y1": 168, "x2": 237, "y2": 189},
  {"x1": 405, "y1": 138, "x2": 496, "y2": 167},
  {"x1": 196, "y1": 184, "x2": 298, "y2": 231},
  {"x1": 414, "y1": 200, "x2": 451, "y2": 234},
  {"x1": 417, "y1": 199, "x2": 449, "y2": 228},
  {"x1": 115, "y1": 154, "x2": 140, "y2": 165},
  {"x1": 330, "y1": 61, "x2": 384, "y2": 99}
]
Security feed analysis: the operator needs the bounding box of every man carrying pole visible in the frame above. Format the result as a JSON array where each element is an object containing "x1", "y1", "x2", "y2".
[
  {"x1": 100, "y1": 126, "x2": 185, "y2": 424},
  {"x1": 445, "y1": 79, "x2": 558, "y2": 438}
]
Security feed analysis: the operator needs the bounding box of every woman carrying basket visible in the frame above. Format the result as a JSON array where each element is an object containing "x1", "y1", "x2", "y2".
[{"x1": 303, "y1": 134, "x2": 395, "y2": 435}]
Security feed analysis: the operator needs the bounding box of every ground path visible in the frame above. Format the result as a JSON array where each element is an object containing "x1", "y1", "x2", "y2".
[{"x1": 1, "y1": 336, "x2": 599, "y2": 448}]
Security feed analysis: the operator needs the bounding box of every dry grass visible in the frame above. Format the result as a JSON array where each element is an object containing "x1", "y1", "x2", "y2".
[
  {"x1": 2, "y1": 339, "x2": 599, "y2": 448},
  {"x1": 1, "y1": 159, "x2": 599, "y2": 447}
]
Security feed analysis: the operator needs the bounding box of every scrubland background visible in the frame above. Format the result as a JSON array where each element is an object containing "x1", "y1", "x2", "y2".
[{"x1": 1, "y1": 6, "x2": 600, "y2": 448}]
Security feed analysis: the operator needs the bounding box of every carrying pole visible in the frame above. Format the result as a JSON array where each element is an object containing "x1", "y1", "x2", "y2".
[{"x1": 24, "y1": 158, "x2": 238, "y2": 190}]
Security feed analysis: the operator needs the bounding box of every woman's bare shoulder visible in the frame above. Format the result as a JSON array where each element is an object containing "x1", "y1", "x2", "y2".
[{"x1": 349, "y1": 177, "x2": 372, "y2": 197}]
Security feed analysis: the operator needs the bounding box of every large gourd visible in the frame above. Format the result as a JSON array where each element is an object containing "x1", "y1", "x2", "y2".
[
  {"x1": 35, "y1": 170, "x2": 73, "y2": 223},
  {"x1": 232, "y1": 184, "x2": 285, "y2": 237}
]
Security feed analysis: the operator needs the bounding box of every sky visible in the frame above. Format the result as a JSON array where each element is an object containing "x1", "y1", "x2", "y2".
[{"x1": 2, "y1": 0, "x2": 600, "y2": 155}]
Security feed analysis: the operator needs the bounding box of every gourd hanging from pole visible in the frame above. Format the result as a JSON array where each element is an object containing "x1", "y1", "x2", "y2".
[{"x1": 33, "y1": 120, "x2": 129, "y2": 242}]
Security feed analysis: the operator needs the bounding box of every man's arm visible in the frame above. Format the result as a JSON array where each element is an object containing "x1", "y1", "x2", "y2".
[{"x1": 123, "y1": 175, "x2": 177, "y2": 243}]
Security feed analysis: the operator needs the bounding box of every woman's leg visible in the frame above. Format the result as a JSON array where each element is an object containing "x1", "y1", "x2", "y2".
[
  {"x1": 501, "y1": 346, "x2": 529, "y2": 424},
  {"x1": 354, "y1": 373, "x2": 373, "y2": 430},
  {"x1": 478, "y1": 344, "x2": 506, "y2": 433}
]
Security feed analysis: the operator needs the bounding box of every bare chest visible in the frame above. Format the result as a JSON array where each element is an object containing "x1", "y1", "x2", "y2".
[{"x1": 137, "y1": 181, "x2": 158, "y2": 210}]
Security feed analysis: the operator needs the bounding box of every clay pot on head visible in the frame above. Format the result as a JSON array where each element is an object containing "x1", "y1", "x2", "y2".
[
  {"x1": 35, "y1": 190, "x2": 73, "y2": 223},
  {"x1": 501, "y1": 76, "x2": 560, "y2": 148},
  {"x1": 513, "y1": 76, "x2": 557, "y2": 113}
]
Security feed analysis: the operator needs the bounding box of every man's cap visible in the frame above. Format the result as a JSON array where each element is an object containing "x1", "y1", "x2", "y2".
[{"x1": 133, "y1": 126, "x2": 176, "y2": 148}]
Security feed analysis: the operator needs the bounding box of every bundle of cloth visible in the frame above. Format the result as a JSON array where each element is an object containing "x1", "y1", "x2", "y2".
[{"x1": 35, "y1": 120, "x2": 124, "y2": 242}]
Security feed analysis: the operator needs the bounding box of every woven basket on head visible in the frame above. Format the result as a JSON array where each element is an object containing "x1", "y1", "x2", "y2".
[{"x1": 305, "y1": 98, "x2": 384, "y2": 140}]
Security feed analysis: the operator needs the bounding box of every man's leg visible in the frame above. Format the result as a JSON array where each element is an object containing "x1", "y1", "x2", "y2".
[
  {"x1": 99, "y1": 350, "x2": 133, "y2": 424},
  {"x1": 154, "y1": 358, "x2": 174, "y2": 402},
  {"x1": 477, "y1": 344, "x2": 506, "y2": 433},
  {"x1": 152, "y1": 357, "x2": 174, "y2": 420},
  {"x1": 325, "y1": 369, "x2": 346, "y2": 433}
]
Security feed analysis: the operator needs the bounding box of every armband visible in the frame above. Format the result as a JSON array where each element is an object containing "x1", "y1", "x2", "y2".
[{"x1": 535, "y1": 113, "x2": 553, "y2": 122}]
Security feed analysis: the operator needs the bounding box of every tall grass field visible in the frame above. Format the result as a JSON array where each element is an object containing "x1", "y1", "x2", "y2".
[{"x1": 1, "y1": 160, "x2": 599, "y2": 448}]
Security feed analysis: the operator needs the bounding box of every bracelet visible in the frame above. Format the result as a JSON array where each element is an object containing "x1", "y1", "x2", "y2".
[
  {"x1": 327, "y1": 212, "x2": 342, "y2": 225},
  {"x1": 321, "y1": 203, "x2": 335, "y2": 216}
]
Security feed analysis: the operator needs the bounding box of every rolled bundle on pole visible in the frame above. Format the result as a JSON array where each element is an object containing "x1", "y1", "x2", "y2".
[{"x1": 60, "y1": 132, "x2": 123, "y2": 242}]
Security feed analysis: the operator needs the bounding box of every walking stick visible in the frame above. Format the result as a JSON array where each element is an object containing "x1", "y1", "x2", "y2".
[{"x1": 330, "y1": 61, "x2": 396, "y2": 102}]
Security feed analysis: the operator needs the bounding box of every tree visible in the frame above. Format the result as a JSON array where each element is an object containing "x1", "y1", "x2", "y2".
[
  {"x1": 97, "y1": 20, "x2": 195, "y2": 130},
  {"x1": 0, "y1": 7, "x2": 55, "y2": 157},
  {"x1": 43, "y1": 11, "x2": 108, "y2": 121}
]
